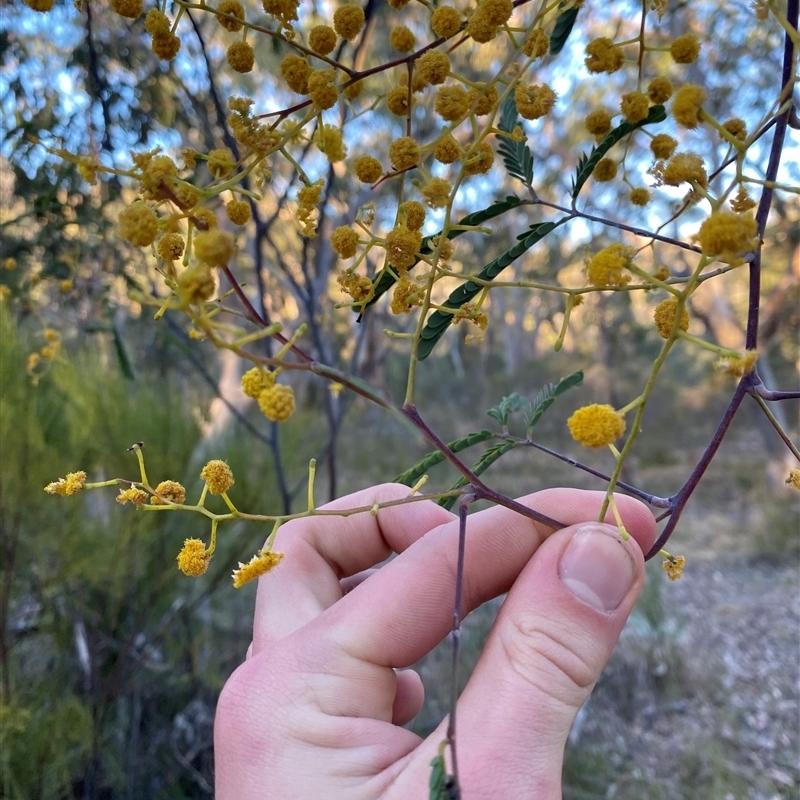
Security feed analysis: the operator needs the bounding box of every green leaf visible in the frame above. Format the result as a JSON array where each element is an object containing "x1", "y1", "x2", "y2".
[
  {"x1": 526, "y1": 370, "x2": 583, "y2": 431},
  {"x1": 429, "y1": 754, "x2": 448, "y2": 800},
  {"x1": 417, "y1": 218, "x2": 567, "y2": 360},
  {"x1": 549, "y1": 4, "x2": 580, "y2": 55},
  {"x1": 497, "y1": 95, "x2": 534, "y2": 187},
  {"x1": 359, "y1": 196, "x2": 526, "y2": 310},
  {"x1": 572, "y1": 105, "x2": 666, "y2": 200},
  {"x1": 486, "y1": 392, "x2": 527, "y2": 426},
  {"x1": 392, "y1": 429, "x2": 494, "y2": 486},
  {"x1": 438, "y1": 441, "x2": 517, "y2": 511}
]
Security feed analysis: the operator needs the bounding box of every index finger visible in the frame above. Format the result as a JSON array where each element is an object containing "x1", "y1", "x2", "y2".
[{"x1": 252, "y1": 484, "x2": 455, "y2": 653}]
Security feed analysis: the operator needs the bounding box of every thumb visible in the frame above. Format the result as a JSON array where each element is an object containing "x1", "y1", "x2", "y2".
[{"x1": 455, "y1": 523, "x2": 644, "y2": 798}]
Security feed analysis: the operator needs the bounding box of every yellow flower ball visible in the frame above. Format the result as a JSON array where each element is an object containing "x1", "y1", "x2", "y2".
[
  {"x1": 200, "y1": 459, "x2": 235, "y2": 495},
  {"x1": 217, "y1": 0, "x2": 245, "y2": 31},
  {"x1": 119, "y1": 203, "x2": 159, "y2": 247},
  {"x1": 431, "y1": 5, "x2": 461, "y2": 38},
  {"x1": 333, "y1": 4, "x2": 365, "y2": 40},
  {"x1": 151, "y1": 480, "x2": 187, "y2": 505},
  {"x1": 258, "y1": 384, "x2": 296, "y2": 422},
  {"x1": 177, "y1": 539, "x2": 211, "y2": 577},
  {"x1": 653, "y1": 297, "x2": 689, "y2": 338},
  {"x1": 567, "y1": 404, "x2": 626, "y2": 448},
  {"x1": 309, "y1": 24, "x2": 337, "y2": 55},
  {"x1": 353, "y1": 155, "x2": 382, "y2": 183},
  {"x1": 227, "y1": 41, "x2": 254, "y2": 73},
  {"x1": 331, "y1": 227, "x2": 359, "y2": 258}
]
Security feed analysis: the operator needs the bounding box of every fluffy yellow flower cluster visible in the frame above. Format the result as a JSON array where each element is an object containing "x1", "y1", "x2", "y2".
[{"x1": 567, "y1": 405, "x2": 626, "y2": 448}]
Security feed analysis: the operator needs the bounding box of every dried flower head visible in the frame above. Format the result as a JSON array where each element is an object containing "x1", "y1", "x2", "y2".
[
  {"x1": 629, "y1": 187, "x2": 651, "y2": 206},
  {"x1": 151, "y1": 480, "x2": 187, "y2": 505},
  {"x1": 786, "y1": 470, "x2": 800, "y2": 490},
  {"x1": 177, "y1": 539, "x2": 211, "y2": 577},
  {"x1": 714, "y1": 349, "x2": 758, "y2": 376},
  {"x1": 116, "y1": 487, "x2": 149, "y2": 505},
  {"x1": 662, "y1": 554, "x2": 685, "y2": 581},
  {"x1": 232, "y1": 550, "x2": 285, "y2": 588},
  {"x1": 44, "y1": 471, "x2": 88, "y2": 496}
]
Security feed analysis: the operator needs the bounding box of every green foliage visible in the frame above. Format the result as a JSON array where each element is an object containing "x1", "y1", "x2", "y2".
[
  {"x1": 428, "y1": 752, "x2": 449, "y2": 800},
  {"x1": 418, "y1": 218, "x2": 567, "y2": 360},
  {"x1": 393, "y1": 430, "x2": 494, "y2": 487},
  {"x1": 0, "y1": 315, "x2": 288, "y2": 798},
  {"x1": 549, "y1": 3, "x2": 581, "y2": 55},
  {"x1": 486, "y1": 392, "x2": 527, "y2": 426},
  {"x1": 525, "y1": 370, "x2": 584, "y2": 432},
  {"x1": 497, "y1": 95, "x2": 534, "y2": 188},
  {"x1": 571, "y1": 105, "x2": 667, "y2": 200},
  {"x1": 364, "y1": 195, "x2": 526, "y2": 309}
]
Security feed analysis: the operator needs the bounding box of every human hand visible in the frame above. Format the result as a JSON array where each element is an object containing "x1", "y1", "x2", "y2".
[{"x1": 214, "y1": 485, "x2": 657, "y2": 799}]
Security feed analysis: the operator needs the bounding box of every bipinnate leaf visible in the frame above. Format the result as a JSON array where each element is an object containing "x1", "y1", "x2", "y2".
[
  {"x1": 428, "y1": 753, "x2": 448, "y2": 800},
  {"x1": 497, "y1": 95, "x2": 534, "y2": 187},
  {"x1": 360, "y1": 196, "x2": 526, "y2": 311},
  {"x1": 526, "y1": 370, "x2": 583, "y2": 431},
  {"x1": 417, "y1": 218, "x2": 567, "y2": 360},
  {"x1": 486, "y1": 392, "x2": 527, "y2": 426},
  {"x1": 438, "y1": 441, "x2": 517, "y2": 510},
  {"x1": 393, "y1": 429, "x2": 494, "y2": 486},
  {"x1": 572, "y1": 105, "x2": 666, "y2": 200},
  {"x1": 549, "y1": 3, "x2": 580, "y2": 55}
]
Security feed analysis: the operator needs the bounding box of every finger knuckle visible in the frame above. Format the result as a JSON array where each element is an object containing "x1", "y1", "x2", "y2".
[{"x1": 501, "y1": 614, "x2": 597, "y2": 701}]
